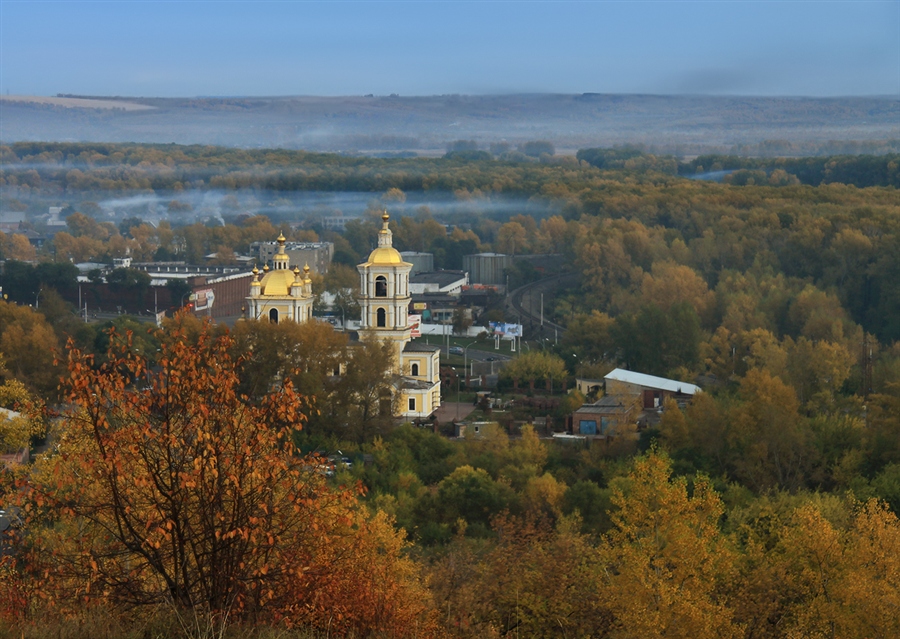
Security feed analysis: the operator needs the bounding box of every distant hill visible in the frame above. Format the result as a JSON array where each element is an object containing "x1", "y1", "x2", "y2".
[{"x1": 1, "y1": 93, "x2": 897, "y2": 156}]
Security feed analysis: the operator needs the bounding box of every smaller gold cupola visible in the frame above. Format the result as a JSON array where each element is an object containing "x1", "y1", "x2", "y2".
[
  {"x1": 290, "y1": 265, "x2": 303, "y2": 296},
  {"x1": 272, "y1": 232, "x2": 290, "y2": 270},
  {"x1": 364, "y1": 211, "x2": 405, "y2": 266}
]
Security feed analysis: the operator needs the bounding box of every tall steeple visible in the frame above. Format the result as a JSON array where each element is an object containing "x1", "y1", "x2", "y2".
[{"x1": 357, "y1": 211, "x2": 413, "y2": 358}]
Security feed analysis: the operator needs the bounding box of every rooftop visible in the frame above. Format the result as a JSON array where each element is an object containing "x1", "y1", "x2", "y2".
[
  {"x1": 604, "y1": 368, "x2": 701, "y2": 395},
  {"x1": 410, "y1": 270, "x2": 468, "y2": 286},
  {"x1": 404, "y1": 342, "x2": 442, "y2": 353},
  {"x1": 575, "y1": 396, "x2": 631, "y2": 415}
]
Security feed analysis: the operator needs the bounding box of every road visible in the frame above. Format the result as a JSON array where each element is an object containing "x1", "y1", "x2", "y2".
[{"x1": 508, "y1": 272, "x2": 580, "y2": 340}]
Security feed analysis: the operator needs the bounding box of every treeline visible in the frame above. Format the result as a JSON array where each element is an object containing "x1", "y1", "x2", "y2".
[
  {"x1": 3, "y1": 143, "x2": 899, "y2": 204},
  {"x1": 2, "y1": 316, "x2": 899, "y2": 639},
  {"x1": 577, "y1": 146, "x2": 900, "y2": 188},
  {"x1": 679, "y1": 152, "x2": 900, "y2": 187}
]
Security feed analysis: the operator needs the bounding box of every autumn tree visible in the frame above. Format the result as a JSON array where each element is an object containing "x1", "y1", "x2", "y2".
[
  {"x1": 492, "y1": 221, "x2": 526, "y2": 256},
  {"x1": 731, "y1": 498, "x2": 900, "y2": 639},
  {"x1": 501, "y1": 351, "x2": 567, "y2": 391},
  {"x1": 337, "y1": 338, "x2": 398, "y2": 443},
  {"x1": 0, "y1": 300, "x2": 62, "y2": 398},
  {"x1": 429, "y1": 515, "x2": 609, "y2": 638},
  {"x1": 598, "y1": 451, "x2": 740, "y2": 639},
  {"x1": 15, "y1": 317, "x2": 437, "y2": 634},
  {"x1": 0, "y1": 376, "x2": 44, "y2": 454}
]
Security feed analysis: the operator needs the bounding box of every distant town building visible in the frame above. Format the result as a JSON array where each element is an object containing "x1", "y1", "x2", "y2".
[
  {"x1": 320, "y1": 215, "x2": 350, "y2": 231},
  {"x1": 409, "y1": 270, "x2": 468, "y2": 296},
  {"x1": 250, "y1": 240, "x2": 334, "y2": 275},
  {"x1": 463, "y1": 253, "x2": 513, "y2": 286},
  {"x1": 399, "y1": 251, "x2": 434, "y2": 276}
]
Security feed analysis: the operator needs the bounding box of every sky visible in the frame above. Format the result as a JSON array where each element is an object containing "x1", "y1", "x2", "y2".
[{"x1": 0, "y1": 1, "x2": 897, "y2": 98}]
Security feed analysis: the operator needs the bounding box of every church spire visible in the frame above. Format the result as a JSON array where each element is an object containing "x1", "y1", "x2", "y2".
[{"x1": 377, "y1": 211, "x2": 393, "y2": 248}]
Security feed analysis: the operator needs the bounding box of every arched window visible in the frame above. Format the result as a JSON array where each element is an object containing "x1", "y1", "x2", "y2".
[
  {"x1": 375, "y1": 275, "x2": 387, "y2": 297},
  {"x1": 376, "y1": 308, "x2": 386, "y2": 327},
  {"x1": 411, "y1": 363, "x2": 419, "y2": 376},
  {"x1": 269, "y1": 308, "x2": 278, "y2": 323}
]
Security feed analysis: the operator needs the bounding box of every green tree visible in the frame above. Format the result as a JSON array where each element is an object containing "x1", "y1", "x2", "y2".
[{"x1": 613, "y1": 302, "x2": 701, "y2": 376}]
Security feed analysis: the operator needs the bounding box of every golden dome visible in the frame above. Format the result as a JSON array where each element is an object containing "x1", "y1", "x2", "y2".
[
  {"x1": 364, "y1": 211, "x2": 406, "y2": 265},
  {"x1": 258, "y1": 269, "x2": 296, "y2": 296},
  {"x1": 366, "y1": 246, "x2": 404, "y2": 265}
]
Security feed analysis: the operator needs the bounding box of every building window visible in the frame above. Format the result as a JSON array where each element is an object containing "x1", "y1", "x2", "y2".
[
  {"x1": 377, "y1": 308, "x2": 386, "y2": 327},
  {"x1": 408, "y1": 397, "x2": 416, "y2": 412},
  {"x1": 411, "y1": 363, "x2": 419, "y2": 376},
  {"x1": 269, "y1": 308, "x2": 278, "y2": 324},
  {"x1": 375, "y1": 275, "x2": 387, "y2": 297}
]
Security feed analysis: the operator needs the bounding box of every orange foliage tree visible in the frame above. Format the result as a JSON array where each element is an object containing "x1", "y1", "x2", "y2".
[{"x1": 16, "y1": 317, "x2": 437, "y2": 635}]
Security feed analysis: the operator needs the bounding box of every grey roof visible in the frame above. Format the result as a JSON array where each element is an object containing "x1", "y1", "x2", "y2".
[
  {"x1": 404, "y1": 342, "x2": 441, "y2": 353},
  {"x1": 604, "y1": 368, "x2": 701, "y2": 395},
  {"x1": 400, "y1": 377, "x2": 437, "y2": 390},
  {"x1": 410, "y1": 293, "x2": 457, "y2": 306},
  {"x1": 575, "y1": 396, "x2": 630, "y2": 415},
  {"x1": 410, "y1": 270, "x2": 467, "y2": 287}
]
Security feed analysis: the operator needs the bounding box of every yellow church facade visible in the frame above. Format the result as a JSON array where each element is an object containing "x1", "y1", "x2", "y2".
[
  {"x1": 246, "y1": 234, "x2": 315, "y2": 323},
  {"x1": 357, "y1": 213, "x2": 442, "y2": 420},
  {"x1": 246, "y1": 217, "x2": 441, "y2": 420}
]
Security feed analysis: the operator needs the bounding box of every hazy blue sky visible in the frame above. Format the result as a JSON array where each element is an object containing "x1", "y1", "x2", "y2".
[{"x1": 1, "y1": 1, "x2": 897, "y2": 97}]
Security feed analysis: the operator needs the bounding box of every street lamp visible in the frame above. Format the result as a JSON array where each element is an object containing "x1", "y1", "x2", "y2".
[
  {"x1": 456, "y1": 368, "x2": 461, "y2": 420},
  {"x1": 463, "y1": 340, "x2": 479, "y2": 385}
]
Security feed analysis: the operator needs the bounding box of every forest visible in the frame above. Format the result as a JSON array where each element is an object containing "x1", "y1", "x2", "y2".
[{"x1": 0, "y1": 142, "x2": 899, "y2": 638}]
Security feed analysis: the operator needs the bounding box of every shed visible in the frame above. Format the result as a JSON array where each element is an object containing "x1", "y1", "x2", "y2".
[{"x1": 604, "y1": 368, "x2": 701, "y2": 409}]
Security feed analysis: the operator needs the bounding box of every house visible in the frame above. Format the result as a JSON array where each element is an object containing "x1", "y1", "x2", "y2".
[
  {"x1": 572, "y1": 396, "x2": 638, "y2": 438},
  {"x1": 574, "y1": 377, "x2": 605, "y2": 399},
  {"x1": 603, "y1": 368, "x2": 701, "y2": 410},
  {"x1": 409, "y1": 293, "x2": 460, "y2": 324}
]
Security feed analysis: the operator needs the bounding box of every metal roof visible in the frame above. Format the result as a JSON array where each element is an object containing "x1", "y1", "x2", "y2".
[
  {"x1": 410, "y1": 270, "x2": 467, "y2": 286},
  {"x1": 604, "y1": 368, "x2": 701, "y2": 395},
  {"x1": 404, "y1": 342, "x2": 441, "y2": 353}
]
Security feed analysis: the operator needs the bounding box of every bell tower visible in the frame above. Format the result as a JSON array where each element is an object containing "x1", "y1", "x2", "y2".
[{"x1": 357, "y1": 212, "x2": 413, "y2": 362}]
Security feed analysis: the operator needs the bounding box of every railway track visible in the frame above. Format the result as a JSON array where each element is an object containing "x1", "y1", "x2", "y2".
[{"x1": 508, "y1": 272, "x2": 580, "y2": 340}]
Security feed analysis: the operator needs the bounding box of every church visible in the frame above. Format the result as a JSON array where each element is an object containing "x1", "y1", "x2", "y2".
[
  {"x1": 246, "y1": 233, "x2": 316, "y2": 324},
  {"x1": 247, "y1": 215, "x2": 442, "y2": 421}
]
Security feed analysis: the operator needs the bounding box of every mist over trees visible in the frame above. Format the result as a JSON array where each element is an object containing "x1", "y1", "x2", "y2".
[{"x1": 1, "y1": 140, "x2": 900, "y2": 637}]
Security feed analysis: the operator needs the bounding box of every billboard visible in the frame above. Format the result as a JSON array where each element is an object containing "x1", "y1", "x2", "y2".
[
  {"x1": 408, "y1": 314, "x2": 422, "y2": 338},
  {"x1": 489, "y1": 322, "x2": 522, "y2": 337},
  {"x1": 193, "y1": 289, "x2": 216, "y2": 311}
]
